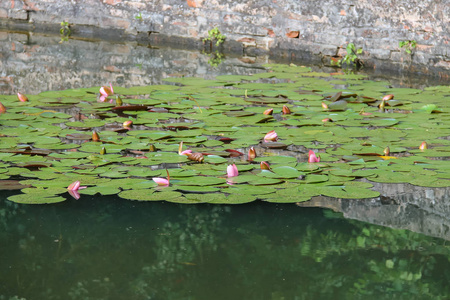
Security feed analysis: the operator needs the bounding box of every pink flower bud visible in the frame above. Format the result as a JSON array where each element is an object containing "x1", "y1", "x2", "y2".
[
  {"x1": 282, "y1": 105, "x2": 291, "y2": 115},
  {"x1": 152, "y1": 177, "x2": 170, "y2": 186},
  {"x1": 263, "y1": 108, "x2": 273, "y2": 115},
  {"x1": 100, "y1": 83, "x2": 114, "y2": 96},
  {"x1": 260, "y1": 161, "x2": 271, "y2": 170},
  {"x1": 17, "y1": 92, "x2": 28, "y2": 102},
  {"x1": 227, "y1": 164, "x2": 239, "y2": 178},
  {"x1": 123, "y1": 120, "x2": 133, "y2": 128},
  {"x1": 0, "y1": 102, "x2": 6, "y2": 113},
  {"x1": 382, "y1": 94, "x2": 394, "y2": 101},
  {"x1": 419, "y1": 141, "x2": 428, "y2": 150},
  {"x1": 67, "y1": 181, "x2": 87, "y2": 191},
  {"x1": 308, "y1": 150, "x2": 321, "y2": 163},
  {"x1": 264, "y1": 130, "x2": 278, "y2": 142}
]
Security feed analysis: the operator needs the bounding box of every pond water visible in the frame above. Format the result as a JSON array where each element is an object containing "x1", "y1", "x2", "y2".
[
  {"x1": 1, "y1": 191, "x2": 450, "y2": 300},
  {"x1": 0, "y1": 31, "x2": 449, "y2": 299}
]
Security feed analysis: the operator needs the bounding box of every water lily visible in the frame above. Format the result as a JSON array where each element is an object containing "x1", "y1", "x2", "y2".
[
  {"x1": 92, "y1": 130, "x2": 100, "y2": 142},
  {"x1": 178, "y1": 141, "x2": 192, "y2": 155},
  {"x1": 382, "y1": 94, "x2": 394, "y2": 101},
  {"x1": 152, "y1": 177, "x2": 170, "y2": 186},
  {"x1": 227, "y1": 164, "x2": 239, "y2": 178},
  {"x1": 282, "y1": 105, "x2": 291, "y2": 115},
  {"x1": 0, "y1": 102, "x2": 6, "y2": 113},
  {"x1": 260, "y1": 161, "x2": 271, "y2": 171},
  {"x1": 123, "y1": 120, "x2": 133, "y2": 128},
  {"x1": 264, "y1": 130, "x2": 278, "y2": 142},
  {"x1": 100, "y1": 83, "x2": 114, "y2": 96},
  {"x1": 67, "y1": 180, "x2": 87, "y2": 200},
  {"x1": 17, "y1": 92, "x2": 28, "y2": 102},
  {"x1": 152, "y1": 170, "x2": 170, "y2": 186},
  {"x1": 68, "y1": 180, "x2": 87, "y2": 191},
  {"x1": 248, "y1": 147, "x2": 256, "y2": 160},
  {"x1": 263, "y1": 108, "x2": 273, "y2": 115},
  {"x1": 308, "y1": 150, "x2": 321, "y2": 163},
  {"x1": 419, "y1": 141, "x2": 428, "y2": 150}
]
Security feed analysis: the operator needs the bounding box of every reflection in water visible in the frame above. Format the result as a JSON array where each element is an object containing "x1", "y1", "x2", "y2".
[
  {"x1": 0, "y1": 31, "x2": 267, "y2": 96},
  {"x1": 0, "y1": 31, "x2": 445, "y2": 96},
  {"x1": 1, "y1": 193, "x2": 449, "y2": 300},
  {"x1": 299, "y1": 183, "x2": 450, "y2": 241}
]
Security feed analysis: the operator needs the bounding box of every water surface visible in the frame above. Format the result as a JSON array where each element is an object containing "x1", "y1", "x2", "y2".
[{"x1": 1, "y1": 192, "x2": 449, "y2": 300}]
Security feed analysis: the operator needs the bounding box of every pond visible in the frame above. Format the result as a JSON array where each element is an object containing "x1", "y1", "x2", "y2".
[
  {"x1": 1, "y1": 191, "x2": 450, "y2": 300},
  {"x1": 0, "y1": 31, "x2": 449, "y2": 299}
]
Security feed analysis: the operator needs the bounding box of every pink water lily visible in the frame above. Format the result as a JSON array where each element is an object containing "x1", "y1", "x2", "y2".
[
  {"x1": 67, "y1": 181, "x2": 87, "y2": 200},
  {"x1": 152, "y1": 177, "x2": 170, "y2": 186},
  {"x1": 382, "y1": 94, "x2": 394, "y2": 101},
  {"x1": 419, "y1": 141, "x2": 428, "y2": 150},
  {"x1": 100, "y1": 83, "x2": 114, "y2": 96},
  {"x1": 67, "y1": 180, "x2": 87, "y2": 191},
  {"x1": 264, "y1": 130, "x2": 278, "y2": 142},
  {"x1": 152, "y1": 170, "x2": 170, "y2": 186},
  {"x1": 308, "y1": 150, "x2": 321, "y2": 163},
  {"x1": 17, "y1": 92, "x2": 28, "y2": 102},
  {"x1": 123, "y1": 120, "x2": 133, "y2": 128},
  {"x1": 178, "y1": 141, "x2": 192, "y2": 155},
  {"x1": 227, "y1": 164, "x2": 239, "y2": 178}
]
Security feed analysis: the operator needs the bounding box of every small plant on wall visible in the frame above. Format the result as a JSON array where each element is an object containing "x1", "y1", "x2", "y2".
[
  {"x1": 399, "y1": 40, "x2": 417, "y2": 54},
  {"x1": 203, "y1": 27, "x2": 226, "y2": 47},
  {"x1": 332, "y1": 43, "x2": 364, "y2": 69}
]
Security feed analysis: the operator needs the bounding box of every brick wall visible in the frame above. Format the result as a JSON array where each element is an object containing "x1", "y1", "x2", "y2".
[{"x1": 0, "y1": 0, "x2": 449, "y2": 76}]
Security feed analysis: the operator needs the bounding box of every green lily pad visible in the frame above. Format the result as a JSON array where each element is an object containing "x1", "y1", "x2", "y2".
[{"x1": 8, "y1": 192, "x2": 66, "y2": 204}]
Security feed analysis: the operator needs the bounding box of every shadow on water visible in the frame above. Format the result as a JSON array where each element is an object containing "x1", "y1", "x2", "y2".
[{"x1": 1, "y1": 191, "x2": 449, "y2": 300}]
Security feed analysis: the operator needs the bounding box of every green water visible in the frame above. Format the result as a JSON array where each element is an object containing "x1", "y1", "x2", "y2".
[{"x1": 1, "y1": 192, "x2": 449, "y2": 300}]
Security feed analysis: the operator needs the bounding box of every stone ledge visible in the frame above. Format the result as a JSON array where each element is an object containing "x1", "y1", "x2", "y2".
[{"x1": 0, "y1": 0, "x2": 448, "y2": 77}]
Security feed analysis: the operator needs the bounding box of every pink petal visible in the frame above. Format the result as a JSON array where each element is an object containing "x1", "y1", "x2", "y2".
[
  {"x1": 17, "y1": 92, "x2": 28, "y2": 102},
  {"x1": 227, "y1": 164, "x2": 239, "y2": 178},
  {"x1": 264, "y1": 130, "x2": 278, "y2": 142},
  {"x1": 68, "y1": 189, "x2": 81, "y2": 200},
  {"x1": 67, "y1": 181, "x2": 80, "y2": 191},
  {"x1": 308, "y1": 150, "x2": 321, "y2": 163},
  {"x1": 419, "y1": 141, "x2": 428, "y2": 150},
  {"x1": 99, "y1": 83, "x2": 114, "y2": 96},
  {"x1": 152, "y1": 177, "x2": 169, "y2": 186},
  {"x1": 180, "y1": 149, "x2": 192, "y2": 155}
]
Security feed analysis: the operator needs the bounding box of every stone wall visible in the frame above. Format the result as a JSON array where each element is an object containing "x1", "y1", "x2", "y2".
[{"x1": 0, "y1": 0, "x2": 449, "y2": 76}]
